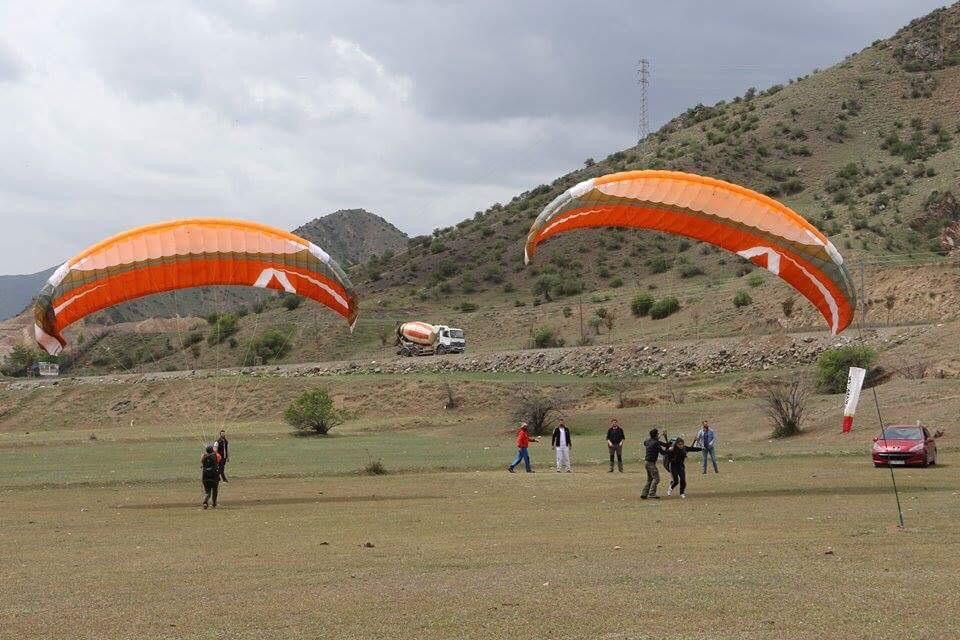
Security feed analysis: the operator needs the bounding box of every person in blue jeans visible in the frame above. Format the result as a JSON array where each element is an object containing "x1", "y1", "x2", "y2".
[
  {"x1": 507, "y1": 423, "x2": 539, "y2": 473},
  {"x1": 693, "y1": 420, "x2": 719, "y2": 474}
]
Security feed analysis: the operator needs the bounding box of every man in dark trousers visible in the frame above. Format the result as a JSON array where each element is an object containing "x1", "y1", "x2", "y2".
[
  {"x1": 551, "y1": 419, "x2": 573, "y2": 473},
  {"x1": 606, "y1": 418, "x2": 626, "y2": 472},
  {"x1": 215, "y1": 429, "x2": 229, "y2": 482},
  {"x1": 201, "y1": 445, "x2": 221, "y2": 509},
  {"x1": 641, "y1": 428, "x2": 668, "y2": 499}
]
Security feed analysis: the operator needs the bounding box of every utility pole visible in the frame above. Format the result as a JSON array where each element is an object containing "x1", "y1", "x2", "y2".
[
  {"x1": 637, "y1": 58, "x2": 651, "y2": 144},
  {"x1": 578, "y1": 292, "x2": 585, "y2": 344}
]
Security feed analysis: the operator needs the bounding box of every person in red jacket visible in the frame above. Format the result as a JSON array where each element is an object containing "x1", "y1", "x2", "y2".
[{"x1": 507, "y1": 422, "x2": 539, "y2": 473}]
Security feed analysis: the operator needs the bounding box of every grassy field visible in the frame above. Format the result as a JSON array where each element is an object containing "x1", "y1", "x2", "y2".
[
  {"x1": 1, "y1": 373, "x2": 958, "y2": 640},
  {"x1": 2, "y1": 456, "x2": 957, "y2": 640}
]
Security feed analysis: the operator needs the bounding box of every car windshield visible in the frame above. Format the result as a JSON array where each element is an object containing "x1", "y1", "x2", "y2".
[
  {"x1": 882, "y1": 427, "x2": 923, "y2": 440},
  {"x1": 449, "y1": 329, "x2": 464, "y2": 339}
]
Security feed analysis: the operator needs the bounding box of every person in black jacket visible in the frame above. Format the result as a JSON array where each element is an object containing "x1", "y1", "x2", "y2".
[
  {"x1": 606, "y1": 418, "x2": 626, "y2": 472},
  {"x1": 664, "y1": 438, "x2": 702, "y2": 498},
  {"x1": 215, "y1": 430, "x2": 229, "y2": 482},
  {"x1": 551, "y1": 419, "x2": 573, "y2": 472},
  {"x1": 201, "y1": 445, "x2": 221, "y2": 509},
  {"x1": 641, "y1": 428, "x2": 668, "y2": 499}
]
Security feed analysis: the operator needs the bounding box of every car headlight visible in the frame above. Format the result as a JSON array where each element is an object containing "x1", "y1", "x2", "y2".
[{"x1": 909, "y1": 442, "x2": 925, "y2": 452}]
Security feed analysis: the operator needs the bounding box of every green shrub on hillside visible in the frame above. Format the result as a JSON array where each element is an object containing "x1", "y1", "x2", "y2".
[
  {"x1": 648, "y1": 256, "x2": 670, "y2": 274},
  {"x1": 649, "y1": 297, "x2": 680, "y2": 320},
  {"x1": 733, "y1": 291, "x2": 753, "y2": 308},
  {"x1": 532, "y1": 327, "x2": 565, "y2": 349},
  {"x1": 207, "y1": 314, "x2": 239, "y2": 346},
  {"x1": 631, "y1": 294, "x2": 654, "y2": 317},
  {"x1": 815, "y1": 346, "x2": 878, "y2": 394},
  {"x1": 243, "y1": 329, "x2": 293, "y2": 366}
]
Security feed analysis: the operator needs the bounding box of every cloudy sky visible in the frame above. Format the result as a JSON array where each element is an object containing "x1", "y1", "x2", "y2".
[{"x1": 0, "y1": 0, "x2": 948, "y2": 273}]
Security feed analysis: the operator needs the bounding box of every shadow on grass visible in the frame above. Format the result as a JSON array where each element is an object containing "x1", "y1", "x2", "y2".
[
  {"x1": 698, "y1": 484, "x2": 954, "y2": 499},
  {"x1": 117, "y1": 493, "x2": 444, "y2": 510}
]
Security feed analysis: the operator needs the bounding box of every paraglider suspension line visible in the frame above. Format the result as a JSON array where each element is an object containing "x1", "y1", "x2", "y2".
[{"x1": 858, "y1": 261, "x2": 905, "y2": 528}]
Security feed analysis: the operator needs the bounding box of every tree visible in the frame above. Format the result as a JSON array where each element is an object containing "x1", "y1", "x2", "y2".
[
  {"x1": 284, "y1": 389, "x2": 345, "y2": 435},
  {"x1": 884, "y1": 294, "x2": 896, "y2": 325},
  {"x1": 532, "y1": 327, "x2": 564, "y2": 348},
  {"x1": 815, "y1": 346, "x2": 877, "y2": 393},
  {"x1": 761, "y1": 375, "x2": 808, "y2": 438},
  {"x1": 206, "y1": 313, "x2": 239, "y2": 345},
  {"x1": 511, "y1": 388, "x2": 573, "y2": 436},
  {"x1": 1, "y1": 344, "x2": 41, "y2": 377}
]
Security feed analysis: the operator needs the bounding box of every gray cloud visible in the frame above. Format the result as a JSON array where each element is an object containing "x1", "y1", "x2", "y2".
[{"x1": 0, "y1": 0, "x2": 949, "y2": 272}]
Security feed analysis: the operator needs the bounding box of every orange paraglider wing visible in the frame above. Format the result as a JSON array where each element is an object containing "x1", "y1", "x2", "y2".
[
  {"x1": 525, "y1": 170, "x2": 856, "y2": 334},
  {"x1": 34, "y1": 218, "x2": 359, "y2": 355}
]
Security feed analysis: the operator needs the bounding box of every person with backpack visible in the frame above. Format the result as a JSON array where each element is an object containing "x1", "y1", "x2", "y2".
[
  {"x1": 507, "y1": 423, "x2": 539, "y2": 473},
  {"x1": 215, "y1": 429, "x2": 230, "y2": 482},
  {"x1": 551, "y1": 419, "x2": 573, "y2": 473},
  {"x1": 640, "y1": 428, "x2": 669, "y2": 500},
  {"x1": 664, "y1": 437, "x2": 703, "y2": 498},
  {"x1": 606, "y1": 418, "x2": 626, "y2": 473},
  {"x1": 693, "y1": 420, "x2": 719, "y2": 474},
  {"x1": 201, "y1": 445, "x2": 221, "y2": 509}
]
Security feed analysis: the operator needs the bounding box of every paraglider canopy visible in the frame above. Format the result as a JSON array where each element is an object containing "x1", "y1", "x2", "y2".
[
  {"x1": 34, "y1": 218, "x2": 359, "y2": 355},
  {"x1": 525, "y1": 170, "x2": 856, "y2": 334}
]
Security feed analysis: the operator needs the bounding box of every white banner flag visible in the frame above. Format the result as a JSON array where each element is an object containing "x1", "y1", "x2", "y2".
[{"x1": 842, "y1": 367, "x2": 866, "y2": 433}]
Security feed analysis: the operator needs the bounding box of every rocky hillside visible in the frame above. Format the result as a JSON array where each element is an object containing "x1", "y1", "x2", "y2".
[
  {"x1": 294, "y1": 209, "x2": 408, "y2": 267},
  {"x1": 5, "y1": 3, "x2": 960, "y2": 374}
]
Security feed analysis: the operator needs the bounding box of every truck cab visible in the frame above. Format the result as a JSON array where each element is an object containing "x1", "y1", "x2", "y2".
[{"x1": 434, "y1": 325, "x2": 466, "y2": 354}]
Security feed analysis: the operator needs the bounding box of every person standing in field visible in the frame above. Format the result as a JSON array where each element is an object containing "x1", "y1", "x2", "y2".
[
  {"x1": 606, "y1": 418, "x2": 626, "y2": 472},
  {"x1": 551, "y1": 419, "x2": 573, "y2": 473},
  {"x1": 693, "y1": 420, "x2": 719, "y2": 474},
  {"x1": 215, "y1": 429, "x2": 230, "y2": 482},
  {"x1": 665, "y1": 438, "x2": 702, "y2": 498},
  {"x1": 201, "y1": 445, "x2": 221, "y2": 509},
  {"x1": 641, "y1": 428, "x2": 668, "y2": 499},
  {"x1": 508, "y1": 423, "x2": 539, "y2": 473}
]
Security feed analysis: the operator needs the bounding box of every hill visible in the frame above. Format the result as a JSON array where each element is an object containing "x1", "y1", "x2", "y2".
[
  {"x1": 0, "y1": 267, "x2": 56, "y2": 321},
  {"x1": 6, "y1": 2, "x2": 960, "y2": 374},
  {"x1": 0, "y1": 209, "x2": 406, "y2": 327},
  {"x1": 293, "y1": 209, "x2": 408, "y2": 267}
]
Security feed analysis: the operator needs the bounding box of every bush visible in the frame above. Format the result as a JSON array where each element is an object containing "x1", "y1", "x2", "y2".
[
  {"x1": 206, "y1": 313, "x2": 239, "y2": 345},
  {"x1": 648, "y1": 256, "x2": 670, "y2": 274},
  {"x1": 363, "y1": 459, "x2": 388, "y2": 475},
  {"x1": 609, "y1": 277, "x2": 624, "y2": 288},
  {"x1": 747, "y1": 273, "x2": 765, "y2": 288},
  {"x1": 282, "y1": 294, "x2": 303, "y2": 311},
  {"x1": 677, "y1": 264, "x2": 705, "y2": 278},
  {"x1": 762, "y1": 376, "x2": 808, "y2": 438},
  {"x1": 532, "y1": 327, "x2": 565, "y2": 349},
  {"x1": 243, "y1": 329, "x2": 293, "y2": 366},
  {"x1": 733, "y1": 291, "x2": 753, "y2": 307},
  {"x1": 631, "y1": 294, "x2": 654, "y2": 317},
  {"x1": 284, "y1": 389, "x2": 344, "y2": 435},
  {"x1": 459, "y1": 302, "x2": 479, "y2": 313},
  {"x1": 815, "y1": 346, "x2": 878, "y2": 393},
  {"x1": 649, "y1": 297, "x2": 680, "y2": 320}
]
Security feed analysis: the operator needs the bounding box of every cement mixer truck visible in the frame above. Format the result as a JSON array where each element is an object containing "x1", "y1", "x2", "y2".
[{"x1": 396, "y1": 321, "x2": 466, "y2": 357}]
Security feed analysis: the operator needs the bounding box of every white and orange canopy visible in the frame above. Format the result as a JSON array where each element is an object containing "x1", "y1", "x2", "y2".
[
  {"x1": 34, "y1": 218, "x2": 359, "y2": 355},
  {"x1": 525, "y1": 170, "x2": 857, "y2": 334}
]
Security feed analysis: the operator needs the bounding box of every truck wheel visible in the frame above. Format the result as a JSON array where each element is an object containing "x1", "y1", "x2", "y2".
[{"x1": 436, "y1": 345, "x2": 447, "y2": 355}]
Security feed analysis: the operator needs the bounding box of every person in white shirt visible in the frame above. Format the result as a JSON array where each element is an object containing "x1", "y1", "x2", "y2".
[{"x1": 551, "y1": 419, "x2": 573, "y2": 473}]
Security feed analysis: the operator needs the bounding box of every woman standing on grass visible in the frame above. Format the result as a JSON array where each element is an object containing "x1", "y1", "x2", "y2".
[
  {"x1": 201, "y1": 445, "x2": 221, "y2": 509},
  {"x1": 665, "y1": 438, "x2": 702, "y2": 499}
]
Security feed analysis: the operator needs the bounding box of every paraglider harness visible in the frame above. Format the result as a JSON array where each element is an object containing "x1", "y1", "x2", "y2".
[{"x1": 202, "y1": 452, "x2": 220, "y2": 482}]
